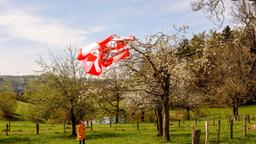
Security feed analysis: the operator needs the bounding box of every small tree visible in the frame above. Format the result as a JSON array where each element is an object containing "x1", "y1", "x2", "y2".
[{"x1": 36, "y1": 46, "x2": 90, "y2": 136}]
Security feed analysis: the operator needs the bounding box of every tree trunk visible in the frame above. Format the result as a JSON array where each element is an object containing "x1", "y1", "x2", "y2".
[
  {"x1": 141, "y1": 109, "x2": 145, "y2": 122},
  {"x1": 162, "y1": 74, "x2": 170, "y2": 142},
  {"x1": 192, "y1": 129, "x2": 201, "y2": 144},
  {"x1": 155, "y1": 106, "x2": 163, "y2": 136},
  {"x1": 233, "y1": 97, "x2": 239, "y2": 121},
  {"x1": 154, "y1": 109, "x2": 159, "y2": 132},
  {"x1": 116, "y1": 94, "x2": 120, "y2": 123},
  {"x1": 163, "y1": 97, "x2": 170, "y2": 142},
  {"x1": 71, "y1": 108, "x2": 77, "y2": 137},
  {"x1": 186, "y1": 107, "x2": 190, "y2": 120}
]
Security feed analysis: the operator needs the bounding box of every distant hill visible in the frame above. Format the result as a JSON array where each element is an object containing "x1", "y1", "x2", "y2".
[{"x1": 0, "y1": 75, "x2": 37, "y2": 95}]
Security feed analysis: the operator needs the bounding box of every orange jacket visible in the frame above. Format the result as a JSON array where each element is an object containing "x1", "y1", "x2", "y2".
[{"x1": 77, "y1": 123, "x2": 86, "y2": 140}]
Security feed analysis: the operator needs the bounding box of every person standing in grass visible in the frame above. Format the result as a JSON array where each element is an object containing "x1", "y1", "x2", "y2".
[{"x1": 77, "y1": 120, "x2": 86, "y2": 144}]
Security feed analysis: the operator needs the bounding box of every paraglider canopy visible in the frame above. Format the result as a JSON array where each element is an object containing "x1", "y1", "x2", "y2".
[{"x1": 77, "y1": 34, "x2": 135, "y2": 75}]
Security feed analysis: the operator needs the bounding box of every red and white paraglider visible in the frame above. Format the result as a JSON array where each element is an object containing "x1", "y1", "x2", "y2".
[{"x1": 77, "y1": 34, "x2": 135, "y2": 75}]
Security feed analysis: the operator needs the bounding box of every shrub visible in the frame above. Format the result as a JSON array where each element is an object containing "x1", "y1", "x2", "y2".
[{"x1": 0, "y1": 92, "x2": 16, "y2": 119}]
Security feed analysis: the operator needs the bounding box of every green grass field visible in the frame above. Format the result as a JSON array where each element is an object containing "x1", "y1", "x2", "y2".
[
  {"x1": 0, "y1": 118, "x2": 256, "y2": 144},
  {"x1": 0, "y1": 103, "x2": 255, "y2": 144}
]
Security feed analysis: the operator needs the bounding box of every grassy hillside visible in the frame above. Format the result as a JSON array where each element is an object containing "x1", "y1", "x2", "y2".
[
  {"x1": 0, "y1": 100, "x2": 31, "y2": 121},
  {"x1": 13, "y1": 101, "x2": 32, "y2": 120}
]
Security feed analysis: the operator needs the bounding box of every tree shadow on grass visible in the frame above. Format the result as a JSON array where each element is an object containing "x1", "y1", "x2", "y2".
[
  {"x1": 87, "y1": 131, "x2": 133, "y2": 140},
  {"x1": 230, "y1": 134, "x2": 256, "y2": 143},
  {"x1": 0, "y1": 137, "x2": 31, "y2": 143},
  {"x1": 170, "y1": 133, "x2": 192, "y2": 144},
  {"x1": 41, "y1": 131, "x2": 132, "y2": 141}
]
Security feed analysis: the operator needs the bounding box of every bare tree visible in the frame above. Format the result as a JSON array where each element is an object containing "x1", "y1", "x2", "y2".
[
  {"x1": 191, "y1": 0, "x2": 256, "y2": 27},
  {"x1": 36, "y1": 46, "x2": 89, "y2": 136},
  {"x1": 191, "y1": 0, "x2": 225, "y2": 25},
  {"x1": 232, "y1": 0, "x2": 256, "y2": 53}
]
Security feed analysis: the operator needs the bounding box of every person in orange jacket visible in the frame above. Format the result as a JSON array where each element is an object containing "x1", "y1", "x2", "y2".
[{"x1": 77, "y1": 120, "x2": 86, "y2": 144}]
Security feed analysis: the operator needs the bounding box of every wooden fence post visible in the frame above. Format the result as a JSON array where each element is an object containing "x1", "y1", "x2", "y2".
[
  {"x1": 182, "y1": 118, "x2": 185, "y2": 125},
  {"x1": 205, "y1": 121, "x2": 209, "y2": 144},
  {"x1": 6, "y1": 123, "x2": 8, "y2": 136},
  {"x1": 86, "y1": 120, "x2": 89, "y2": 128},
  {"x1": 212, "y1": 115, "x2": 215, "y2": 126},
  {"x1": 63, "y1": 122, "x2": 66, "y2": 133},
  {"x1": 36, "y1": 122, "x2": 39, "y2": 135},
  {"x1": 192, "y1": 126, "x2": 201, "y2": 144},
  {"x1": 115, "y1": 123, "x2": 118, "y2": 131},
  {"x1": 243, "y1": 116, "x2": 247, "y2": 136},
  {"x1": 137, "y1": 122, "x2": 139, "y2": 130},
  {"x1": 230, "y1": 119, "x2": 233, "y2": 139},
  {"x1": 247, "y1": 115, "x2": 250, "y2": 124},
  {"x1": 90, "y1": 121, "x2": 93, "y2": 131},
  {"x1": 191, "y1": 125, "x2": 194, "y2": 144},
  {"x1": 8, "y1": 121, "x2": 10, "y2": 132},
  {"x1": 178, "y1": 120, "x2": 181, "y2": 127},
  {"x1": 217, "y1": 120, "x2": 221, "y2": 144}
]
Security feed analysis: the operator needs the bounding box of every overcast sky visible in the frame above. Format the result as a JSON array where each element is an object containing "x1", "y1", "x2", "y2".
[{"x1": 0, "y1": 0, "x2": 230, "y2": 75}]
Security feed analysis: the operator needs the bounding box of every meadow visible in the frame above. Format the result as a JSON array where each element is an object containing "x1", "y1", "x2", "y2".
[{"x1": 0, "y1": 105, "x2": 256, "y2": 144}]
